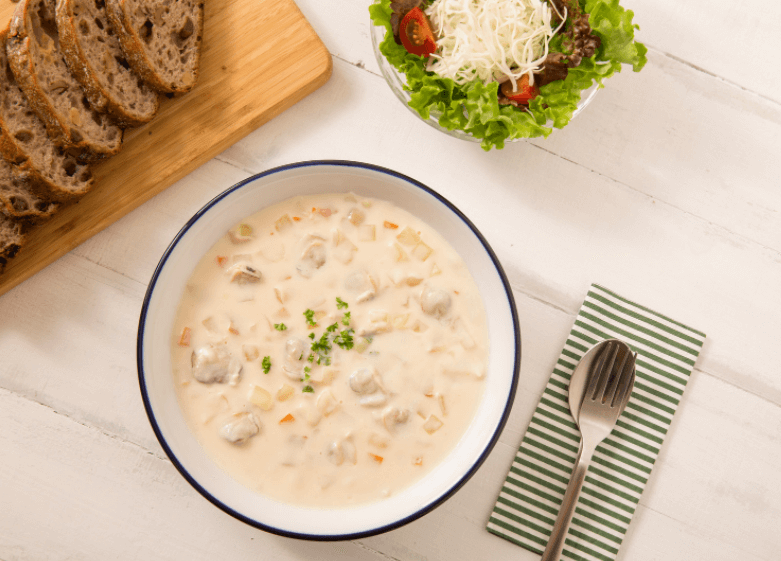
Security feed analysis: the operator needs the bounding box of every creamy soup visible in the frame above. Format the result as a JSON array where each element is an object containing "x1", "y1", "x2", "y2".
[{"x1": 171, "y1": 193, "x2": 488, "y2": 507}]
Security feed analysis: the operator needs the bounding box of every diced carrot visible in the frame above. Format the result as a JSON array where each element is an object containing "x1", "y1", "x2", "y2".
[
  {"x1": 414, "y1": 457, "x2": 423, "y2": 466},
  {"x1": 228, "y1": 322, "x2": 240, "y2": 335},
  {"x1": 178, "y1": 327, "x2": 191, "y2": 347},
  {"x1": 369, "y1": 453, "x2": 384, "y2": 464},
  {"x1": 292, "y1": 216, "x2": 301, "y2": 222},
  {"x1": 279, "y1": 413, "x2": 295, "y2": 424},
  {"x1": 215, "y1": 255, "x2": 228, "y2": 267},
  {"x1": 383, "y1": 221, "x2": 399, "y2": 229}
]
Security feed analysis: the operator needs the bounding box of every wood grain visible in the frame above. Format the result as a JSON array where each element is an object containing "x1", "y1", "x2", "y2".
[
  {"x1": 0, "y1": 0, "x2": 332, "y2": 297},
  {"x1": 2, "y1": 0, "x2": 781, "y2": 559}
]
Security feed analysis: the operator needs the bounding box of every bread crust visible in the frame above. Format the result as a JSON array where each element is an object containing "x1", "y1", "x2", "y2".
[
  {"x1": 56, "y1": 0, "x2": 159, "y2": 127},
  {"x1": 105, "y1": 0, "x2": 203, "y2": 94},
  {"x1": 0, "y1": 27, "x2": 94, "y2": 202},
  {"x1": 7, "y1": 0, "x2": 123, "y2": 161}
]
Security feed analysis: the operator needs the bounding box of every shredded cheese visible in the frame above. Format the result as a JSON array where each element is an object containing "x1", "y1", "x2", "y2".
[{"x1": 425, "y1": 0, "x2": 565, "y2": 89}]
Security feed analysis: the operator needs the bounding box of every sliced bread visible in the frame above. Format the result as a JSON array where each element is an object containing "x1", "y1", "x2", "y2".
[
  {"x1": 105, "y1": 0, "x2": 203, "y2": 94},
  {"x1": 0, "y1": 211, "x2": 25, "y2": 273},
  {"x1": 0, "y1": 27, "x2": 94, "y2": 202},
  {"x1": 7, "y1": 0, "x2": 123, "y2": 161},
  {"x1": 56, "y1": 0, "x2": 159, "y2": 127},
  {"x1": 0, "y1": 160, "x2": 59, "y2": 223}
]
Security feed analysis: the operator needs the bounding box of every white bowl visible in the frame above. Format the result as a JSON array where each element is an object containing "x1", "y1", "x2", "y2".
[{"x1": 137, "y1": 161, "x2": 520, "y2": 539}]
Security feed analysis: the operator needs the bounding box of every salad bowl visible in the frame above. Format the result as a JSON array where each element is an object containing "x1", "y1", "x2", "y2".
[
  {"x1": 370, "y1": 18, "x2": 599, "y2": 145},
  {"x1": 369, "y1": 0, "x2": 647, "y2": 150}
]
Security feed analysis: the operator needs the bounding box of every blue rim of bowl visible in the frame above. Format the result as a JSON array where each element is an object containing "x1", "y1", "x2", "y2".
[{"x1": 137, "y1": 160, "x2": 521, "y2": 541}]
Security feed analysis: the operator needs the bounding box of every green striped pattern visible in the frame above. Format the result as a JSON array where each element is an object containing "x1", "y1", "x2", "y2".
[{"x1": 487, "y1": 284, "x2": 706, "y2": 560}]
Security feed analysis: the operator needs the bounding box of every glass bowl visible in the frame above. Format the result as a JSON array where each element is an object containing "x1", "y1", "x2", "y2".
[{"x1": 370, "y1": 12, "x2": 599, "y2": 144}]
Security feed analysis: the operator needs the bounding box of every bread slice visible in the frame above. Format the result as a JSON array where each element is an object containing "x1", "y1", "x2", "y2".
[
  {"x1": 0, "y1": 159, "x2": 59, "y2": 224},
  {"x1": 56, "y1": 0, "x2": 159, "y2": 127},
  {"x1": 0, "y1": 211, "x2": 25, "y2": 273},
  {"x1": 0, "y1": 28, "x2": 94, "y2": 202},
  {"x1": 7, "y1": 0, "x2": 123, "y2": 161},
  {"x1": 105, "y1": 0, "x2": 203, "y2": 94}
]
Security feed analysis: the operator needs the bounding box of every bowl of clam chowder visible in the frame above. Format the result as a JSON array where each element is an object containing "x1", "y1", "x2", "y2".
[{"x1": 137, "y1": 161, "x2": 520, "y2": 539}]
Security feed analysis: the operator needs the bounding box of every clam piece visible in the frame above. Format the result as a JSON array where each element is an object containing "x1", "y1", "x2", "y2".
[
  {"x1": 383, "y1": 406, "x2": 410, "y2": 431},
  {"x1": 191, "y1": 344, "x2": 242, "y2": 384},
  {"x1": 227, "y1": 262, "x2": 262, "y2": 284},
  {"x1": 285, "y1": 338, "x2": 305, "y2": 362},
  {"x1": 220, "y1": 413, "x2": 260, "y2": 444},
  {"x1": 283, "y1": 362, "x2": 303, "y2": 381},
  {"x1": 297, "y1": 243, "x2": 327, "y2": 278},
  {"x1": 420, "y1": 286, "x2": 452, "y2": 319},
  {"x1": 349, "y1": 367, "x2": 378, "y2": 394}
]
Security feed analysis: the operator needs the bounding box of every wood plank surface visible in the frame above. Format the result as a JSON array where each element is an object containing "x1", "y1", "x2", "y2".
[
  {"x1": 2, "y1": 0, "x2": 781, "y2": 560},
  {"x1": 0, "y1": 0, "x2": 332, "y2": 297}
]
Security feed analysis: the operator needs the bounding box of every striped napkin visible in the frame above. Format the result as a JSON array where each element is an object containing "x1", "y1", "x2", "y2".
[{"x1": 487, "y1": 284, "x2": 706, "y2": 560}]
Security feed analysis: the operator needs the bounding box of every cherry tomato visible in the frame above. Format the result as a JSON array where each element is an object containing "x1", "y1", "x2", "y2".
[
  {"x1": 400, "y1": 7, "x2": 437, "y2": 58},
  {"x1": 501, "y1": 74, "x2": 539, "y2": 104}
]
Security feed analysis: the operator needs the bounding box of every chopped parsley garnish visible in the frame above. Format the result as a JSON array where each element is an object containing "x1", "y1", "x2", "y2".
[
  {"x1": 302, "y1": 385, "x2": 314, "y2": 393},
  {"x1": 342, "y1": 311, "x2": 351, "y2": 326},
  {"x1": 261, "y1": 356, "x2": 271, "y2": 374},
  {"x1": 336, "y1": 297, "x2": 349, "y2": 309},
  {"x1": 311, "y1": 331, "x2": 332, "y2": 356},
  {"x1": 334, "y1": 328, "x2": 355, "y2": 350},
  {"x1": 274, "y1": 323, "x2": 287, "y2": 331},
  {"x1": 304, "y1": 366, "x2": 311, "y2": 374},
  {"x1": 302, "y1": 318, "x2": 355, "y2": 369},
  {"x1": 303, "y1": 309, "x2": 317, "y2": 327}
]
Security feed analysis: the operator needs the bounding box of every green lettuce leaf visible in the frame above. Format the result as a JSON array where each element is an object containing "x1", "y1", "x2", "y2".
[{"x1": 370, "y1": 0, "x2": 647, "y2": 150}]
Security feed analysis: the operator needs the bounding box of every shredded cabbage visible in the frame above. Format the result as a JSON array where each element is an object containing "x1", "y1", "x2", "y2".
[{"x1": 425, "y1": 0, "x2": 564, "y2": 89}]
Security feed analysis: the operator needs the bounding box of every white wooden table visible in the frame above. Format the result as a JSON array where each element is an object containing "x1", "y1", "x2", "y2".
[{"x1": 2, "y1": 0, "x2": 780, "y2": 559}]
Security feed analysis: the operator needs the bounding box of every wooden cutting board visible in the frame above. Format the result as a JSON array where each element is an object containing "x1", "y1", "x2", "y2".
[{"x1": 0, "y1": 0, "x2": 332, "y2": 297}]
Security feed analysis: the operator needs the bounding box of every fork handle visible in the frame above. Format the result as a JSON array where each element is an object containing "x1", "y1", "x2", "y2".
[{"x1": 540, "y1": 443, "x2": 593, "y2": 561}]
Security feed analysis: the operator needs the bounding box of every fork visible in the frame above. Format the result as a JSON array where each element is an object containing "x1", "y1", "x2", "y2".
[{"x1": 540, "y1": 340, "x2": 637, "y2": 561}]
